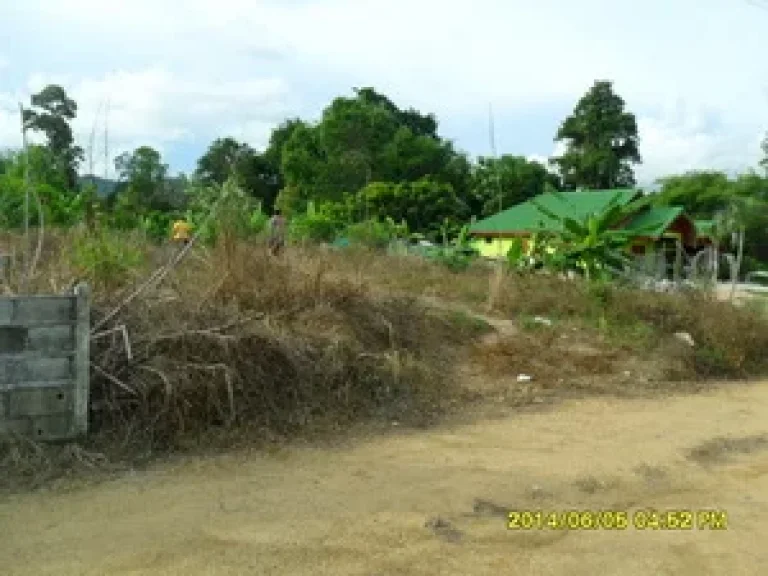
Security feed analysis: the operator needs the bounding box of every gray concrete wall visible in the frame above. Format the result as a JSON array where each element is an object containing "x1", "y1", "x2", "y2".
[{"x1": 0, "y1": 283, "x2": 89, "y2": 441}]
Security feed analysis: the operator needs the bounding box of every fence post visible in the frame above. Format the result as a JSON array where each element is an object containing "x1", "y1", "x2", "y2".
[{"x1": 73, "y1": 282, "x2": 90, "y2": 437}]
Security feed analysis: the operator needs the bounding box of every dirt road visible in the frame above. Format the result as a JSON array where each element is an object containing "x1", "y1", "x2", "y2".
[{"x1": 2, "y1": 380, "x2": 768, "y2": 575}]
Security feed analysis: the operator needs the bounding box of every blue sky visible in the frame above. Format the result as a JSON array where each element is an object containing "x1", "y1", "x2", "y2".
[{"x1": 1, "y1": 0, "x2": 768, "y2": 187}]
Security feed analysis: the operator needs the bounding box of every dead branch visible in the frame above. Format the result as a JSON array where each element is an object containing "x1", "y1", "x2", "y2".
[{"x1": 90, "y1": 362, "x2": 138, "y2": 396}]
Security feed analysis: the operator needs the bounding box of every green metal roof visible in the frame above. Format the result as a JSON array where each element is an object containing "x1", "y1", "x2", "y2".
[
  {"x1": 622, "y1": 206, "x2": 685, "y2": 238},
  {"x1": 695, "y1": 220, "x2": 716, "y2": 238},
  {"x1": 468, "y1": 188, "x2": 641, "y2": 235}
]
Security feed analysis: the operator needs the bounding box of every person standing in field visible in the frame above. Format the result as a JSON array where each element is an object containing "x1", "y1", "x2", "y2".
[
  {"x1": 171, "y1": 219, "x2": 192, "y2": 246},
  {"x1": 168, "y1": 219, "x2": 192, "y2": 265},
  {"x1": 268, "y1": 208, "x2": 286, "y2": 256}
]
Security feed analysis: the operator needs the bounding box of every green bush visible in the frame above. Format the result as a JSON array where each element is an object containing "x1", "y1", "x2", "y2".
[
  {"x1": 431, "y1": 247, "x2": 474, "y2": 272},
  {"x1": 138, "y1": 210, "x2": 179, "y2": 242},
  {"x1": 343, "y1": 218, "x2": 408, "y2": 249},
  {"x1": 249, "y1": 209, "x2": 268, "y2": 235},
  {"x1": 69, "y1": 229, "x2": 145, "y2": 289},
  {"x1": 184, "y1": 177, "x2": 257, "y2": 246}
]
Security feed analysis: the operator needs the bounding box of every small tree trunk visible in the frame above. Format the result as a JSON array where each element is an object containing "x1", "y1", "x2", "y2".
[{"x1": 729, "y1": 227, "x2": 745, "y2": 303}]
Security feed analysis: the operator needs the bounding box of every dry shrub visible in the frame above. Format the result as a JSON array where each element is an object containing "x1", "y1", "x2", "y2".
[
  {"x1": 86, "y1": 238, "x2": 483, "y2": 456},
  {"x1": 488, "y1": 272, "x2": 768, "y2": 379},
  {"x1": 608, "y1": 289, "x2": 768, "y2": 377}
]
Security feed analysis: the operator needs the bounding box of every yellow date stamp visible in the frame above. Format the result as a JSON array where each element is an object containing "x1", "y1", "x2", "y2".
[{"x1": 507, "y1": 509, "x2": 728, "y2": 531}]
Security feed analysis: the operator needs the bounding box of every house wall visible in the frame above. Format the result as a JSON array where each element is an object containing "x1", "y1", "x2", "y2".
[
  {"x1": 471, "y1": 238, "x2": 522, "y2": 259},
  {"x1": 668, "y1": 216, "x2": 696, "y2": 246}
]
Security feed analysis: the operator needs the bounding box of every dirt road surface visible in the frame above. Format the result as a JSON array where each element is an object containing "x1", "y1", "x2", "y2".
[{"x1": 3, "y1": 381, "x2": 768, "y2": 575}]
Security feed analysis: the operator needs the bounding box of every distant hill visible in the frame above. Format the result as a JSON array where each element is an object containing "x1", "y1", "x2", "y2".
[
  {"x1": 78, "y1": 175, "x2": 188, "y2": 201},
  {"x1": 78, "y1": 175, "x2": 119, "y2": 198}
]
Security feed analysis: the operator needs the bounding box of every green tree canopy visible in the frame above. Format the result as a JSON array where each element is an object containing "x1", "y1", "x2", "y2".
[
  {"x1": 279, "y1": 87, "x2": 472, "y2": 215},
  {"x1": 654, "y1": 171, "x2": 734, "y2": 217},
  {"x1": 195, "y1": 137, "x2": 280, "y2": 210},
  {"x1": 471, "y1": 155, "x2": 560, "y2": 217},
  {"x1": 195, "y1": 137, "x2": 250, "y2": 186},
  {"x1": 354, "y1": 178, "x2": 469, "y2": 241},
  {"x1": 550, "y1": 80, "x2": 641, "y2": 190},
  {"x1": 114, "y1": 146, "x2": 170, "y2": 211},
  {"x1": 22, "y1": 84, "x2": 84, "y2": 190}
]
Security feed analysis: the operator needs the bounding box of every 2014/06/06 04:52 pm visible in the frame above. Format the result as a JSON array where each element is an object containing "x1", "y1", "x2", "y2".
[{"x1": 507, "y1": 509, "x2": 729, "y2": 531}]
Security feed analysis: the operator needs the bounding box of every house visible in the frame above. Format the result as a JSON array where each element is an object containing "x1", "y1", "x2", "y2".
[{"x1": 467, "y1": 189, "x2": 714, "y2": 274}]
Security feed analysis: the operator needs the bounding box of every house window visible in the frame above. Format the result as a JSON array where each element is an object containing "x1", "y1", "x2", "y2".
[{"x1": 485, "y1": 237, "x2": 493, "y2": 244}]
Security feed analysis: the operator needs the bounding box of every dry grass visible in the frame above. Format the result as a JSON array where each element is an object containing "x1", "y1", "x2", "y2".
[{"x1": 338, "y1": 247, "x2": 768, "y2": 378}]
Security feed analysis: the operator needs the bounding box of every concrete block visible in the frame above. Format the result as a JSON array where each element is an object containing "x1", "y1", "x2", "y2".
[
  {"x1": 0, "y1": 356, "x2": 74, "y2": 384},
  {"x1": 0, "y1": 326, "x2": 28, "y2": 353},
  {"x1": 30, "y1": 414, "x2": 72, "y2": 441},
  {"x1": 0, "y1": 301, "x2": 11, "y2": 324},
  {"x1": 0, "y1": 286, "x2": 89, "y2": 442},
  {"x1": 0, "y1": 378, "x2": 73, "y2": 392},
  {"x1": 0, "y1": 297, "x2": 75, "y2": 327},
  {"x1": 8, "y1": 387, "x2": 72, "y2": 417},
  {"x1": 26, "y1": 325, "x2": 74, "y2": 353},
  {"x1": 0, "y1": 417, "x2": 32, "y2": 436},
  {"x1": 73, "y1": 283, "x2": 90, "y2": 437}
]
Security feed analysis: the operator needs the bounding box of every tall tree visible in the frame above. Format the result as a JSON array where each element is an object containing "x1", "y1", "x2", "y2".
[
  {"x1": 760, "y1": 132, "x2": 768, "y2": 174},
  {"x1": 22, "y1": 85, "x2": 83, "y2": 190},
  {"x1": 114, "y1": 146, "x2": 169, "y2": 211},
  {"x1": 550, "y1": 80, "x2": 641, "y2": 190}
]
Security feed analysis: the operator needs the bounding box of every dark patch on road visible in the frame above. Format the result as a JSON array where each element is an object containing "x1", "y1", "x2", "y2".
[
  {"x1": 634, "y1": 464, "x2": 668, "y2": 484},
  {"x1": 472, "y1": 498, "x2": 508, "y2": 518},
  {"x1": 573, "y1": 476, "x2": 611, "y2": 494},
  {"x1": 687, "y1": 434, "x2": 768, "y2": 465},
  {"x1": 424, "y1": 516, "x2": 464, "y2": 543}
]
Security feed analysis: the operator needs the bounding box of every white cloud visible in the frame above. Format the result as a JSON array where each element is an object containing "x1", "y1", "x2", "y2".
[
  {"x1": 1, "y1": 67, "x2": 293, "y2": 176},
  {"x1": 2, "y1": 0, "x2": 768, "y2": 180}
]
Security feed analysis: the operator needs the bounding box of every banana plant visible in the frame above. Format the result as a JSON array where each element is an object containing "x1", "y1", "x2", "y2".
[{"x1": 530, "y1": 191, "x2": 657, "y2": 281}]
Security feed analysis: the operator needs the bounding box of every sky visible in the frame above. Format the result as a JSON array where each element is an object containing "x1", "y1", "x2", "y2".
[{"x1": 1, "y1": 0, "x2": 768, "y2": 187}]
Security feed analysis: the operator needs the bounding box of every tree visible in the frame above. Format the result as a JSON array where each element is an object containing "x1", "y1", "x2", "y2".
[
  {"x1": 354, "y1": 178, "x2": 470, "y2": 241},
  {"x1": 550, "y1": 80, "x2": 641, "y2": 190},
  {"x1": 758, "y1": 132, "x2": 768, "y2": 175},
  {"x1": 278, "y1": 87, "x2": 473, "y2": 216},
  {"x1": 114, "y1": 146, "x2": 169, "y2": 211},
  {"x1": 654, "y1": 171, "x2": 733, "y2": 216},
  {"x1": 264, "y1": 118, "x2": 306, "y2": 170},
  {"x1": 471, "y1": 155, "x2": 561, "y2": 217},
  {"x1": 22, "y1": 85, "x2": 83, "y2": 190},
  {"x1": 195, "y1": 137, "x2": 251, "y2": 186},
  {"x1": 195, "y1": 138, "x2": 280, "y2": 210}
]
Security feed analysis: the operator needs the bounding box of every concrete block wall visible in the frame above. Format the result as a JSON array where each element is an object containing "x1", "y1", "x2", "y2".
[{"x1": 0, "y1": 284, "x2": 90, "y2": 441}]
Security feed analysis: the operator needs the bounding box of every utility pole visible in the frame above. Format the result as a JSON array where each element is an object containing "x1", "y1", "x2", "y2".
[
  {"x1": 104, "y1": 98, "x2": 110, "y2": 180},
  {"x1": 489, "y1": 103, "x2": 503, "y2": 258}
]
